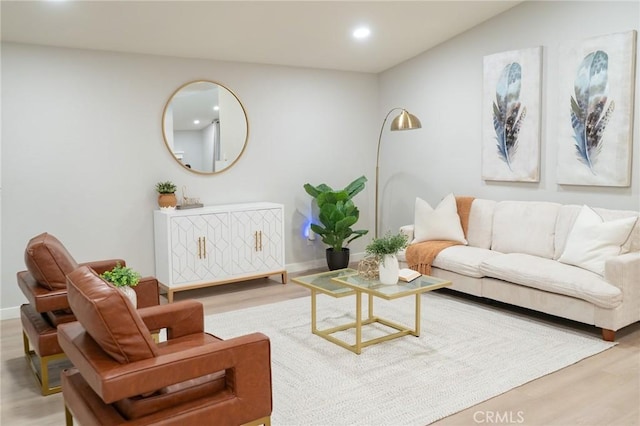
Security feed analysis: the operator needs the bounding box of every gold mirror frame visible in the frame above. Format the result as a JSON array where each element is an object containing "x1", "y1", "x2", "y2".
[{"x1": 162, "y1": 80, "x2": 249, "y2": 175}]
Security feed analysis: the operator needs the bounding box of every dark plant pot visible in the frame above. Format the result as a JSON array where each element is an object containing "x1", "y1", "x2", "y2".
[{"x1": 326, "y1": 247, "x2": 350, "y2": 270}]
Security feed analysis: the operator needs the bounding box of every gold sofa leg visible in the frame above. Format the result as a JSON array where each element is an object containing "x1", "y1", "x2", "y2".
[{"x1": 23, "y1": 331, "x2": 67, "y2": 395}]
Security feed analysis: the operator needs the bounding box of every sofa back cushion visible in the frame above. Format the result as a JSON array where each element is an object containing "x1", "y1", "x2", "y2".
[
  {"x1": 66, "y1": 266, "x2": 157, "y2": 364},
  {"x1": 557, "y1": 205, "x2": 637, "y2": 276},
  {"x1": 24, "y1": 232, "x2": 79, "y2": 290},
  {"x1": 554, "y1": 205, "x2": 640, "y2": 260},
  {"x1": 466, "y1": 199, "x2": 497, "y2": 249},
  {"x1": 491, "y1": 201, "x2": 561, "y2": 259},
  {"x1": 413, "y1": 194, "x2": 468, "y2": 244}
]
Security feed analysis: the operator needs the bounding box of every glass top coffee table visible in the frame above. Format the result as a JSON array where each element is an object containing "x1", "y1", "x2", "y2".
[{"x1": 292, "y1": 268, "x2": 451, "y2": 354}]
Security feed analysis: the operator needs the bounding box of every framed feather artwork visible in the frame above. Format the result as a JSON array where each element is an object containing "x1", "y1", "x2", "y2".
[
  {"x1": 482, "y1": 47, "x2": 542, "y2": 182},
  {"x1": 557, "y1": 30, "x2": 637, "y2": 187}
]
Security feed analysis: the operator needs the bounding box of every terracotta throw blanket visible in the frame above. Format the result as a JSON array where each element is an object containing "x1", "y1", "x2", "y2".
[{"x1": 405, "y1": 196, "x2": 475, "y2": 275}]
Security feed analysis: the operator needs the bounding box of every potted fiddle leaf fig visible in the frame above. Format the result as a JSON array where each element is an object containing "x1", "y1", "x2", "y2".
[
  {"x1": 155, "y1": 181, "x2": 178, "y2": 209},
  {"x1": 100, "y1": 263, "x2": 141, "y2": 307},
  {"x1": 303, "y1": 175, "x2": 368, "y2": 270}
]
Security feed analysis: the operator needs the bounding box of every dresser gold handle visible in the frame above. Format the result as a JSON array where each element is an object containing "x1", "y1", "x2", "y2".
[
  {"x1": 254, "y1": 231, "x2": 259, "y2": 251},
  {"x1": 198, "y1": 237, "x2": 202, "y2": 259},
  {"x1": 203, "y1": 236, "x2": 207, "y2": 258},
  {"x1": 259, "y1": 231, "x2": 263, "y2": 251}
]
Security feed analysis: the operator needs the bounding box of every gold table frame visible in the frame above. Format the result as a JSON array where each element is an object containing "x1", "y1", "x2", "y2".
[{"x1": 292, "y1": 269, "x2": 451, "y2": 354}]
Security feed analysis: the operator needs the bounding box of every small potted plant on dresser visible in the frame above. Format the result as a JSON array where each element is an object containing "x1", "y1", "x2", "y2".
[
  {"x1": 156, "y1": 181, "x2": 177, "y2": 209},
  {"x1": 100, "y1": 263, "x2": 141, "y2": 307},
  {"x1": 365, "y1": 232, "x2": 409, "y2": 284}
]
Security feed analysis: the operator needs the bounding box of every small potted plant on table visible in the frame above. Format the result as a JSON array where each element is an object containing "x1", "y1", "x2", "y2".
[
  {"x1": 100, "y1": 263, "x2": 141, "y2": 307},
  {"x1": 365, "y1": 232, "x2": 409, "y2": 284}
]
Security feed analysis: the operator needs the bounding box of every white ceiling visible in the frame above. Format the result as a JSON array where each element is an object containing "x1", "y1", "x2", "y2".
[{"x1": 1, "y1": 1, "x2": 521, "y2": 73}]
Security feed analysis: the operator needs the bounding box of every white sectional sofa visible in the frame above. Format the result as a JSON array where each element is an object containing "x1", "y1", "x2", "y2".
[{"x1": 398, "y1": 199, "x2": 640, "y2": 341}]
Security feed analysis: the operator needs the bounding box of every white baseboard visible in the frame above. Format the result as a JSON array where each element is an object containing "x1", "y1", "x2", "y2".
[
  {"x1": 284, "y1": 258, "x2": 327, "y2": 274},
  {"x1": 1, "y1": 306, "x2": 20, "y2": 321},
  {"x1": 0, "y1": 252, "x2": 367, "y2": 322},
  {"x1": 284, "y1": 251, "x2": 366, "y2": 275}
]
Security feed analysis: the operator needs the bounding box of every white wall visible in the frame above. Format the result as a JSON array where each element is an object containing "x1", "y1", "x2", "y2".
[
  {"x1": 174, "y1": 130, "x2": 205, "y2": 170},
  {"x1": 378, "y1": 0, "x2": 640, "y2": 234},
  {"x1": 1, "y1": 43, "x2": 378, "y2": 313},
  {"x1": 219, "y1": 87, "x2": 246, "y2": 166},
  {"x1": 202, "y1": 123, "x2": 215, "y2": 172}
]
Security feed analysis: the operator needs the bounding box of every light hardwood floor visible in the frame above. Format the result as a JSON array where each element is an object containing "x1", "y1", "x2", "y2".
[{"x1": 1, "y1": 272, "x2": 638, "y2": 426}]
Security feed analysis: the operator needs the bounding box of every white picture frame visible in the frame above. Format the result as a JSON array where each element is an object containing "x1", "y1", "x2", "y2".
[
  {"x1": 482, "y1": 47, "x2": 542, "y2": 182},
  {"x1": 556, "y1": 30, "x2": 637, "y2": 187}
]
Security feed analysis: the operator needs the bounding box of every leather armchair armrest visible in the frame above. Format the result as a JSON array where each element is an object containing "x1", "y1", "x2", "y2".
[
  {"x1": 79, "y1": 259, "x2": 126, "y2": 275},
  {"x1": 17, "y1": 270, "x2": 159, "y2": 313},
  {"x1": 137, "y1": 300, "x2": 204, "y2": 339},
  {"x1": 105, "y1": 333, "x2": 271, "y2": 404},
  {"x1": 17, "y1": 270, "x2": 70, "y2": 312},
  {"x1": 80, "y1": 262, "x2": 159, "y2": 308},
  {"x1": 134, "y1": 277, "x2": 160, "y2": 308},
  {"x1": 58, "y1": 321, "x2": 271, "y2": 404}
]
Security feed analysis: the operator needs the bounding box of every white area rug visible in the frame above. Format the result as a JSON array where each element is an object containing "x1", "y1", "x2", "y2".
[{"x1": 205, "y1": 292, "x2": 614, "y2": 426}]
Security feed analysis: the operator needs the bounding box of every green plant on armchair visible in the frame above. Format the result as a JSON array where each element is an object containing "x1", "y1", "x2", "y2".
[{"x1": 100, "y1": 263, "x2": 141, "y2": 307}]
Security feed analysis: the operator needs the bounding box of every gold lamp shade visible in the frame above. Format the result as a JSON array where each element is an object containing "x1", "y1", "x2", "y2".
[{"x1": 390, "y1": 109, "x2": 422, "y2": 131}]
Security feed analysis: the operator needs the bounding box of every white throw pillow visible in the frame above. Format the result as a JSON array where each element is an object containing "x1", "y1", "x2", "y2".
[
  {"x1": 558, "y1": 205, "x2": 637, "y2": 276},
  {"x1": 413, "y1": 193, "x2": 468, "y2": 244}
]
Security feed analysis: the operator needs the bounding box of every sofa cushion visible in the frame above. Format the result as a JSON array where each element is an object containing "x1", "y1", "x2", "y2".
[
  {"x1": 24, "y1": 232, "x2": 79, "y2": 290},
  {"x1": 554, "y1": 205, "x2": 640, "y2": 260},
  {"x1": 479, "y1": 253, "x2": 622, "y2": 309},
  {"x1": 413, "y1": 194, "x2": 467, "y2": 244},
  {"x1": 558, "y1": 205, "x2": 637, "y2": 276},
  {"x1": 66, "y1": 266, "x2": 158, "y2": 364},
  {"x1": 491, "y1": 201, "x2": 561, "y2": 259},
  {"x1": 433, "y1": 246, "x2": 503, "y2": 278},
  {"x1": 466, "y1": 199, "x2": 496, "y2": 249}
]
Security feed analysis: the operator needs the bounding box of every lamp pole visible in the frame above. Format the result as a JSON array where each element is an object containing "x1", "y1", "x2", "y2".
[{"x1": 375, "y1": 108, "x2": 422, "y2": 238}]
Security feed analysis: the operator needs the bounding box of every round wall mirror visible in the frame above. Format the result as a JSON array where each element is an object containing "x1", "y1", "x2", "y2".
[{"x1": 162, "y1": 80, "x2": 249, "y2": 174}]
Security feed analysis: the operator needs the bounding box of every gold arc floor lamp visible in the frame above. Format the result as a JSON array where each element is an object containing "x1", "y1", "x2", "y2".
[{"x1": 375, "y1": 108, "x2": 422, "y2": 238}]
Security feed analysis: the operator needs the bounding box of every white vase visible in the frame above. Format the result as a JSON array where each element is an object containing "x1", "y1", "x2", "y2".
[
  {"x1": 118, "y1": 285, "x2": 137, "y2": 308},
  {"x1": 378, "y1": 254, "x2": 399, "y2": 285}
]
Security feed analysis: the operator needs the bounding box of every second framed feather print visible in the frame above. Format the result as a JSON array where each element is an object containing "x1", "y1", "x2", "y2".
[
  {"x1": 482, "y1": 47, "x2": 542, "y2": 182},
  {"x1": 557, "y1": 31, "x2": 636, "y2": 187}
]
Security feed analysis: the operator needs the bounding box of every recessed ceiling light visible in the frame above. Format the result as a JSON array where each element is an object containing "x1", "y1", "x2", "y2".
[
  {"x1": 213, "y1": 106, "x2": 219, "y2": 111},
  {"x1": 353, "y1": 27, "x2": 371, "y2": 40},
  {"x1": 193, "y1": 120, "x2": 200, "y2": 125}
]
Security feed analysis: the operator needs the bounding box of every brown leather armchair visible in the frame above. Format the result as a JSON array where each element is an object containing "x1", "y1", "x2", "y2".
[
  {"x1": 58, "y1": 266, "x2": 272, "y2": 426},
  {"x1": 18, "y1": 232, "x2": 160, "y2": 395}
]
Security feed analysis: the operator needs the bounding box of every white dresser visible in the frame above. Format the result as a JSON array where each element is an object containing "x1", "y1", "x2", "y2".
[{"x1": 153, "y1": 202, "x2": 287, "y2": 302}]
